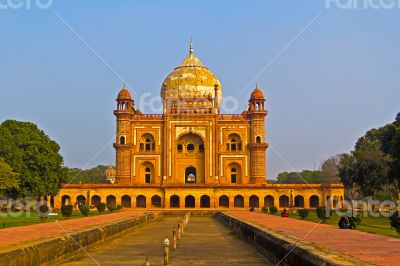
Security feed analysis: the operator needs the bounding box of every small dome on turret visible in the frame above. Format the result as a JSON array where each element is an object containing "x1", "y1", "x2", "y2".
[
  {"x1": 250, "y1": 84, "x2": 265, "y2": 100},
  {"x1": 118, "y1": 85, "x2": 132, "y2": 99}
]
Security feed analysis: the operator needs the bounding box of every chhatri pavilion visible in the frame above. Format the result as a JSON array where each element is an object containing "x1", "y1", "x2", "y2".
[{"x1": 55, "y1": 43, "x2": 344, "y2": 209}]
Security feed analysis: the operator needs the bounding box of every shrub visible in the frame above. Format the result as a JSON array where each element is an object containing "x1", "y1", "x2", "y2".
[
  {"x1": 61, "y1": 205, "x2": 73, "y2": 217},
  {"x1": 269, "y1": 206, "x2": 278, "y2": 214},
  {"x1": 349, "y1": 214, "x2": 362, "y2": 229},
  {"x1": 316, "y1": 206, "x2": 332, "y2": 222},
  {"x1": 96, "y1": 203, "x2": 106, "y2": 214},
  {"x1": 38, "y1": 204, "x2": 49, "y2": 218},
  {"x1": 261, "y1": 206, "x2": 268, "y2": 213},
  {"x1": 298, "y1": 209, "x2": 309, "y2": 219},
  {"x1": 79, "y1": 204, "x2": 90, "y2": 216},
  {"x1": 117, "y1": 204, "x2": 122, "y2": 210},
  {"x1": 389, "y1": 211, "x2": 400, "y2": 234},
  {"x1": 107, "y1": 204, "x2": 116, "y2": 212}
]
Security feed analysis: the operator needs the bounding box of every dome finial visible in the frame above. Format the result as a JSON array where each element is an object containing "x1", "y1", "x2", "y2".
[{"x1": 189, "y1": 39, "x2": 194, "y2": 55}]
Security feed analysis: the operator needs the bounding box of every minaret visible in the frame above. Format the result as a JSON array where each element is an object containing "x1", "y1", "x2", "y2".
[
  {"x1": 247, "y1": 84, "x2": 268, "y2": 184},
  {"x1": 113, "y1": 85, "x2": 134, "y2": 184},
  {"x1": 214, "y1": 83, "x2": 220, "y2": 113}
]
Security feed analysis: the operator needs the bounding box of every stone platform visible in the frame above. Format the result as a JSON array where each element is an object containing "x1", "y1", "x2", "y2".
[{"x1": 227, "y1": 210, "x2": 400, "y2": 266}]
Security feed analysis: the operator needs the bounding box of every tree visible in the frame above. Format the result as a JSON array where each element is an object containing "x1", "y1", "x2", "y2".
[
  {"x1": 0, "y1": 157, "x2": 19, "y2": 196},
  {"x1": 63, "y1": 165, "x2": 108, "y2": 184},
  {"x1": 0, "y1": 120, "x2": 65, "y2": 198},
  {"x1": 321, "y1": 155, "x2": 341, "y2": 183},
  {"x1": 276, "y1": 170, "x2": 324, "y2": 184},
  {"x1": 338, "y1": 141, "x2": 392, "y2": 197},
  {"x1": 274, "y1": 157, "x2": 342, "y2": 184}
]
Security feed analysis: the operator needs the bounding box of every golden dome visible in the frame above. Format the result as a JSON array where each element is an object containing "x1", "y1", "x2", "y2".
[
  {"x1": 250, "y1": 84, "x2": 265, "y2": 99},
  {"x1": 161, "y1": 42, "x2": 222, "y2": 102},
  {"x1": 118, "y1": 85, "x2": 131, "y2": 99}
]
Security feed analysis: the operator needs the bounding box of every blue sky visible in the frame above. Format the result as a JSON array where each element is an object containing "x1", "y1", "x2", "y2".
[{"x1": 0, "y1": 1, "x2": 399, "y2": 178}]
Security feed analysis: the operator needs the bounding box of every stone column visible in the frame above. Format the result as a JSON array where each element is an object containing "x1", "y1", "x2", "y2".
[{"x1": 229, "y1": 196, "x2": 234, "y2": 208}]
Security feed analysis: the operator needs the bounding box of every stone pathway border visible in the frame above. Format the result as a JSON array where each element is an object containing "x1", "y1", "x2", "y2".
[
  {"x1": 227, "y1": 211, "x2": 400, "y2": 266},
  {"x1": 0, "y1": 210, "x2": 144, "y2": 248}
]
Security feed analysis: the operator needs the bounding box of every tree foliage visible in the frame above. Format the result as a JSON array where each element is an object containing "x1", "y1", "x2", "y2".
[
  {"x1": 63, "y1": 165, "x2": 108, "y2": 184},
  {"x1": 0, "y1": 157, "x2": 19, "y2": 195},
  {"x1": 0, "y1": 120, "x2": 65, "y2": 198},
  {"x1": 338, "y1": 142, "x2": 392, "y2": 197},
  {"x1": 338, "y1": 113, "x2": 400, "y2": 198},
  {"x1": 275, "y1": 156, "x2": 341, "y2": 184}
]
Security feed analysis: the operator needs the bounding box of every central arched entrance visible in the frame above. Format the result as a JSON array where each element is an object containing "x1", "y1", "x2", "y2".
[
  {"x1": 185, "y1": 167, "x2": 196, "y2": 184},
  {"x1": 185, "y1": 195, "x2": 195, "y2": 208},
  {"x1": 176, "y1": 132, "x2": 205, "y2": 183}
]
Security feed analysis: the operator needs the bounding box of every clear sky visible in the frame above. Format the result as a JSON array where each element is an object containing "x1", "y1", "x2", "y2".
[{"x1": 0, "y1": 0, "x2": 399, "y2": 178}]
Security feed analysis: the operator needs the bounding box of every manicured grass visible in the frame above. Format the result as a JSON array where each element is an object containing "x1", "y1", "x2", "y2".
[
  {"x1": 0, "y1": 209, "x2": 114, "y2": 229},
  {"x1": 264, "y1": 209, "x2": 400, "y2": 238}
]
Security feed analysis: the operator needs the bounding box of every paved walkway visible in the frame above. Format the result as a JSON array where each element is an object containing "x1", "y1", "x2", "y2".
[
  {"x1": 228, "y1": 211, "x2": 400, "y2": 266},
  {"x1": 0, "y1": 210, "x2": 144, "y2": 248},
  {"x1": 60, "y1": 216, "x2": 272, "y2": 265}
]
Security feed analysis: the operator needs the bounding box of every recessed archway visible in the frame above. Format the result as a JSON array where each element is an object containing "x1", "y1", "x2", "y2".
[
  {"x1": 61, "y1": 195, "x2": 71, "y2": 206},
  {"x1": 264, "y1": 195, "x2": 274, "y2": 207},
  {"x1": 185, "y1": 167, "x2": 197, "y2": 184},
  {"x1": 170, "y1": 195, "x2": 180, "y2": 208},
  {"x1": 185, "y1": 195, "x2": 195, "y2": 208},
  {"x1": 309, "y1": 195, "x2": 319, "y2": 208},
  {"x1": 249, "y1": 195, "x2": 259, "y2": 208},
  {"x1": 176, "y1": 132, "x2": 205, "y2": 183},
  {"x1": 294, "y1": 195, "x2": 304, "y2": 208},
  {"x1": 279, "y1": 195, "x2": 289, "y2": 208},
  {"x1": 106, "y1": 195, "x2": 116, "y2": 206},
  {"x1": 136, "y1": 195, "x2": 146, "y2": 208},
  {"x1": 234, "y1": 195, "x2": 244, "y2": 208},
  {"x1": 333, "y1": 196, "x2": 338, "y2": 208},
  {"x1": 151, "y1": 195, "x2": 162, "y2": 208},
  {"x1": 219, "y1": 195, "x2": 229, "y2": 208},
  {"x1": 76, "y1": 195, "x2": 86, "y2": 207},
  {"x1": 227, "y1": 163, "x2": 242, "y2": 184},
  {"x1": 200, "y1": 195, "x2": 210, "y2": 208},
  {"x1": 91, "y1": 195, "x2": 101, "y2": 206},
  {"x1": 121, "y1": 195, "x2": 131, "y2": 208}
]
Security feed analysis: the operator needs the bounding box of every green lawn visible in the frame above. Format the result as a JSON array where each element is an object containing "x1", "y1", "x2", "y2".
[
  {"x1": 0, "y1": 209, "x2": 113, "y2": 229},
  {"x1": 266, "y1": 209, "x2": 399, "y2": 238}
]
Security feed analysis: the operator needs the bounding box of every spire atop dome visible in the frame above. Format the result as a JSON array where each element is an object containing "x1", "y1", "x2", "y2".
[{"x1": 189, "y1": 39, "x2": 194, "y2": 55}]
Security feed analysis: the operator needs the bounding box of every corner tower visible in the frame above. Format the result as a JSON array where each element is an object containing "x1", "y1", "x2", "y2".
[
  {"x1": 113, "y1": 85, "x2": 135, "y2": 184},
  {"x1": 247, "y1": 84, "x2": 268, "y2": 184}
]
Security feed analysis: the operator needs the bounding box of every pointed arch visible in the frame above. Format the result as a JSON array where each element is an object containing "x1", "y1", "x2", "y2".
[
  {"x1": 219, "y1": 195, "x2": 229, "y2": 208},
  {"x1": 294, "y1": 195, "x2": 304, "y2": 208},
  {"x1": 121, "y1": 195, "x2": 131, "y2": 208},
  {"x1": 279, "y1": 195, "x2": 289, "y2": 208},
  {"x1": 234, "y1": 195, "x2": 244, "y2": 208},
  {"x1": 264, "y1": 195, "x2": 274, "y2": 207},
  {"x1": 249, "y1": 195, "x2": 259, "y2": 208}
]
